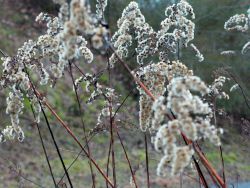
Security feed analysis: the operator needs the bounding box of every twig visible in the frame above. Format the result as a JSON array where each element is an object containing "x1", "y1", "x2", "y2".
[
  {"x1": 213, "y1": 98, "x2": 226, "y2": 187},
  {"x1": 23, "y1": 65, "x2": 73, "y2": 188},
  {"x1": 8, "y1": 165, "x2": 45, "y2": 188},
  {"x1": 37, "y1": 89, "x2": 114, "y2": 187},
  {"x1": 109, "y1": 44, "x2": 226, "y2": 187},
  {"x1": 68, "y1": 62, "x2": 96, "y2": 188},
  {"x1": 24, "y1": 67, "x2": 114, "y2": 187},
  {"x1": 57, "y1": 133, "x2": 97, "y2": 185},
  {"x1": 115, "y1": 128, "x2": 138, "y2": 188},
  {"x1": 227, "y1": 71, "x2": 250, "y2": 111},
  {"x1": 29, "y1": 104, "x2": 57, "y2": 187},
  {"x1": 106, "y1": 139, "x2": 112, "y2": 188},
  {"x1": 144, "y1": 133, "x2": 150, "y2": 188},
  {"x1": 107, "y1": 53, "x2": 117, "y2": 187},
  {"x1": 0, "y1": 49, "x2": 8, "y2": 57},
  {"x1": 181, "y1": 134, "x2": 209, "y2": 188},
  {"x1": 220, "y1": 146, "x2": 226, "y2": 185}
]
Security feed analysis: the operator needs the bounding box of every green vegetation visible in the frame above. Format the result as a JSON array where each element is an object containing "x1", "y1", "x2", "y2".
[{"x1": 0, "y1": 0, "x2": 250, "y2": 187}]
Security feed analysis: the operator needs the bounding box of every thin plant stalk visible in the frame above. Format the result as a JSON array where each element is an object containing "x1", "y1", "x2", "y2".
[
  {"x1": 36, "y1": 89, "x2": 114, "y2": 187},
  {"x1": 23, "y1": 65, "x2": 73, "y2": 188},
  {"x1": 144, "y1": 133, "x2": 150, "y2": 188},
  {"x1": 57, "y1": 133, "x2": 98, "y2": 185},
  {"x1": 108, "y1": 44, "x2": 226, "y2": 188},
  {"x1": 106, "y1": 139, "x2": 112, "y2": 188},
  {"x1": 25, "y1": 74, "x2": 114, "y2": 187},
  {"x1": 116, "y1": 129, "x2": 138, "y2": 188},
  {"x1": 29, "y1": 104, "x2": 57, "y2": 188},
  {"x1": 213, "y1": 98, "x2": 226, "y2": 186},
  {"x1": 68, "y1": 62, "x2": 96, "y2": 188},
  {"x1": 107, "y1": 53, "x2": 117, "y2": 187}
]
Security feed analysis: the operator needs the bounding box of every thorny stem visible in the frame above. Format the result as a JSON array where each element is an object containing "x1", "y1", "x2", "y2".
[
  {"x1": 68, "y1": 62, "x2": 96, "y2": 188},
  {"x1": 109, "y1": 43, "x2": 227, "y2": 188}
]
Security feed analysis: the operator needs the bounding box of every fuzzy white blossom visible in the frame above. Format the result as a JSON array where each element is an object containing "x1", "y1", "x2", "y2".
[
  {"x1": 224, "y1": 7, "x2": 250, "y2": 55},
  {"x1": 241, "y1": 41, "x2": 250, "y2": 54},
  {"x1": 157, "y1": 0, "x2": 196, "y2": 59},
  {"x1": 230, "y1": 84, "x2": 239, "y2": 92},
  {"x1": 96, "y1": 0, "x2": 108, "y2": 19},
  {"x1": 111, "y1": 1, "x2": 158, "y2": 65},
  {"x1": 0, "y1": 0, "x2": 103, "y2": 142},
  {"x1": 136, "y1": 60, "x2": 193, "y2": 132},
  {"x1": 224, "y1": 14, "x2": 249, "y2": 32},
  {"x1": 210, "y1": 76, "x2": 229, "y2": 100},
  {"x1": 190, "y1": 43, "x2": 204, "y2": 62},
  {"x1": 220, "y1": 50, "x2": 236, "y2": 56},
  {"x1": 152, "y1": 76, "x2": 223, "y2": 176}
]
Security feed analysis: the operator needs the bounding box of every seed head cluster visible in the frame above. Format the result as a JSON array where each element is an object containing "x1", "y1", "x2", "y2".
[
  {"x1": 152, "y1": 76, "x2": 223, "y2": 176},
  {"x1": 224, "y1": 7, "x2": 250, "y2": 55},
  {"x1": 0, "y1": 0, "x2": 106, "y2": 142},
  {"x1": 111, "y1": 0, "x2": 201, "y2": 66},
  {"x1": 0, "y1": 0, "x2": 227, "y2": 180}
]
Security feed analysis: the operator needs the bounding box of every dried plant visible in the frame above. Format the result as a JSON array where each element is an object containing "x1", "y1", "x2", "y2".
[{"x1": 0, "y1": 0, "x2": 244, "y2": 187}]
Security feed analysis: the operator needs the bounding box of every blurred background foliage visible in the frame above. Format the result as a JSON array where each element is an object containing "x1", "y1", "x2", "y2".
[
  {"x1": 0, "y1": 0, "x2": 250, "y2": 187},
  {"x1": 1, "y1": 0, "x2": 250, "y2": 116},
  {"x1": 101, "y1": 0, "x2": 250, "y2": 116}
]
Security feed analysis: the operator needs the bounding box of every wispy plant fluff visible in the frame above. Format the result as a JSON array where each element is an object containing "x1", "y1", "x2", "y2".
[
  {"x1": 110, "y1": 0, "x2": 203, "y2": 66},
  {"x1": 0, "y1": 0, "x2": 109, "y2": 142},
  {"x1": 135, "y1": 59, "x2": 225, "y2": 176},
  {"x1": 224, "y1": 7, "x2": 250, "y2": 54},
  {"x1": 96, "y1": 0, "x2": 108, "y2": 19},
  {"x1": 122, "y1": 0, "x2": 222, "y2": 176},
  {"x1": 0, "y1": 0, "x2": 225, "y2": 180}
]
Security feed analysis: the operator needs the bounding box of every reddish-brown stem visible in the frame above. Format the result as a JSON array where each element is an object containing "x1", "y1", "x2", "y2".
[
  {"x1": 107, "y1": 53, "x2": 117, "y2": 187},
  {"x1": 144, "y1": 133, "x2": 150, "y2": 188},
  {"x1": 195, "y1": 141, "x2": 220, "y2": 188},
  {"x1": 68, "y1": 63, "x2": 96, "y2": 188},
  {"x1": 106, "y1": 139, "x2": 112, "y2": 188},
  {"x1": 109, "y1": 45, "x2": 156, "y2": 101},
  {"x1": 181, "y1": 133, "x2": 209, "y2": 188},
  {"x1": 182, "y1": 172, "x2": 205, "y2": 187},
  {"x1": 33, "y1": 88, "x2": 114, "y2": 188},
  {"x1": 109, "y1": 44, "x2": 226, "y2": 188},
  {"x1": 219, "y1": 146, "x2": 226, "y2": 185},
  {"x1": 181, "y1": 133, "x2": 225, "y2": 187},
  {"x1": 194, "y1": 144, "x2": 225, "y2": 188},
  {"x1": 115, "y1": 128, "x2": 138, "y2": 188}
]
